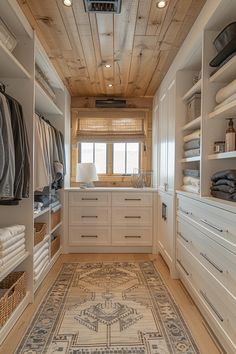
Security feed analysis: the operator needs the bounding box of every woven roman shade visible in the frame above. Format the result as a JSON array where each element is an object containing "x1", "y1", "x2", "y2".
[{"x1": 77, "y1": 116, "x2": 146, "y2": 143}]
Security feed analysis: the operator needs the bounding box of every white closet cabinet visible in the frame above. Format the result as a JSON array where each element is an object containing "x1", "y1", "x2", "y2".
[{"x1": 157, "y1": 80, "x2": 176, "y2": 195}]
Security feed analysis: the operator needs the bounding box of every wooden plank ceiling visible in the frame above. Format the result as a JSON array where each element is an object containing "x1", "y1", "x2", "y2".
[{"x1": 18, "y1": 0, "x2": 206, "y2": 97}]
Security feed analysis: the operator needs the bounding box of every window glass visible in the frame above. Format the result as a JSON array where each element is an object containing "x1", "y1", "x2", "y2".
[
  {"x1": 95, "y1": 143, "x2": 107, "y2": 174},
  {"x1": 81, "y1": 143, "x2": 93, "y2": 163},
  {"x1": 113, "y1": 143, "x2": 126, "y2": 174},
  {"x1": 127, "y1": 143, "x2": 139, "y2": 174}
]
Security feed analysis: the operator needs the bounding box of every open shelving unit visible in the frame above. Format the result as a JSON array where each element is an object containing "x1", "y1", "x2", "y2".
[
  {"x1": 182, "y1": 78, "x2": 202, "y2": 101},
  {"x1": 0, "y1": 0, "x2": 69, "y2": 344}
]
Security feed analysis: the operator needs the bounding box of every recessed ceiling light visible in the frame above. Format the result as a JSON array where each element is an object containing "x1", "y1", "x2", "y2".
[
  {"x1": 108, "y1": 84, "x2": 113, "y2": 87},
  {"x1": 156, "y1": 1, "x2": 167, "y2": 8},
  {"x1": 63, "y1": 0, "x2": 72, "y2": 7},
  {"x1": 105, "y1": 64, "x2": 111, "y2": 68}
]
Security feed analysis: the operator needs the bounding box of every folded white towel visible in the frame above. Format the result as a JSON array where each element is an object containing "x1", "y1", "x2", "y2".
[
  {"x1": 34, "y1": 242, "x2": 49, "y2": 261},
  {"x1": 214, "y1": 92, "x2": 236, "y2": 111},
  {"x1": 0, "y1": 233, "x2": 25, "y2": 250},
  {"x1": 0, "y1": 245, "x2": 26, "y2": 266},
  {"x1": 0, "y1": 225, "x2": 26, "y2": 242},
  {"x1": 183, "y1": 176, "x2": 200, "y2": 187},
  {"x1": 216, "y1": 79, "x2": 236, "y2": 104},
  {"x1": 0, "y1": 238, "x2": 25, "y2": 257},
  {"x1": 182, "y1": 185, "x2": 200, "y2": 194},
  {"x1": 0, "y1": 251, "x2": 26, "y2": 271},
  {"x1": 183, "y1": 130, "x2": 201, "y2": 143},
  {"x1": 34, "y1": 249, "x2": 49, "y2": 269},
  {"x1": 34, "y1": 257, "x2": 49, "y2": 278},
  {"x1": 34, "y1": 262, "x2": 50, "y2": 283}
]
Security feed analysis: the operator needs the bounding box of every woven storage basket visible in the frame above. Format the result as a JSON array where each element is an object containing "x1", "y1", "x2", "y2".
[
  {"x1": 51, "y1": 208, "x2": 61, "y2": 231},
  {"x1": 51, "y1": 236, "x2": 60, "y2": 258},
  {"x1": 0, "y1": 271, "x2": 26, "y2": 326},
  {"x1": 34, "y1": 223, "x2": 47, "y2": 246}
]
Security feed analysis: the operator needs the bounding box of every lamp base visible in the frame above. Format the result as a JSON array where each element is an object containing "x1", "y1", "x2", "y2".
[{"x1": 80, "y1": 182, "x2": 95, "y2": 189}]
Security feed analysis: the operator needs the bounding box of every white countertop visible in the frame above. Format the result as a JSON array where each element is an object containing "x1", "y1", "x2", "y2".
[{"x1": 65, "y1": 187, "x2": 158, "y2": 192}]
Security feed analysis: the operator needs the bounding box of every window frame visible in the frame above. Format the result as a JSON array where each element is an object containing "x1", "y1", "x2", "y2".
[{"x1": 78, "y1": 142, "x2": 141, "y2": 176}]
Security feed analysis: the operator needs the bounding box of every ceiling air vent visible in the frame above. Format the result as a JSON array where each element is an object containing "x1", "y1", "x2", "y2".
[
  {"x1": 83, "y1": 0, "x2": 122, "y2": 14},
  {"x1": 95, "y1": 99, "x2": 126, "y2": 108}
]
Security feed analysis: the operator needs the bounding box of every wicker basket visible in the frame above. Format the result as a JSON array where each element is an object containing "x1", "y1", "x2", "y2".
[
  {"x1": 51, "y1": 236, "x2": 60, "y2": 258},
  {"x1": 34, "y1": 223, "x2": 47, "y2": 246},
  {"x1": 51, "y1": 208, "x2": 61, "y2": 231},
  {"x1": 0, "y1": 271, "x2": 26, "y2": 327}
]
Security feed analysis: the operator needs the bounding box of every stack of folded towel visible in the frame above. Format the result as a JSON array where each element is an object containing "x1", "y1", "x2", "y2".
[
  {"x1": 211, "y1": 170, "x2": 236, "y2": 201},
  {"x1": 0, "y1": 225, "x2": 26, "y2": 270},
  {"x1": 182, "y1": 169, "x2": 200, "y2": 194},
  {"x1": 34, "y1": 241, "x2": 50, "y2": 282},
  {"x1": 183, "y1": 130, "x2": 201, "y2": 158},
  {"x1": 214, "y1": 79, "x2": 236, "y2": 110}
]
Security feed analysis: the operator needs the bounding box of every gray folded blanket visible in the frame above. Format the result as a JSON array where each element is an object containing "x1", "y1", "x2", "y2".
[
  {"x1": 183, "y1": 169, "x2": 200, "y2": 178},
  {"x1": 211, "y1": 170, "x2": 236, "y2": 182},
  {"x1": 184, "y1": 148, "x2": 200, "y2": 158},
  {"x1": 213, "y1": 179, "x2": 236, "y2": 188},
  {"x1": 184, "y1": 139, "x2": 200, "y2": 151},
  {"x1": 211, "y1": 184, "x2": 236, "y2": 194},
  {"x1": 211, "y1": 190, "x2": 236, "y2": 201}
]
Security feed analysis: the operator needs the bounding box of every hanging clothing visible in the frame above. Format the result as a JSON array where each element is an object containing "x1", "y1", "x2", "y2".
[{"x1": 34, "y1": 115, "x2": 49, "y2": 191}]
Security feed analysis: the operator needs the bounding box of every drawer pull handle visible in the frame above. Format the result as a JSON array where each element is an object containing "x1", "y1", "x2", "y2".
[
  {"x1": 81, "y1": 216, "x2": 98, "y2": 218},
  {"x1": 125, "y1": 235, "x2": 141, "y2": 238},
  {"x1": 200, "y1": 290, "x2": 224, "y2": 322},
  {"x1": 124, "y1": 198, "x2": 142, "y2": 201},
  {"x1": 200, "y1": 219, "x2": 224, "y2": 233},
  {"x1": 179, "y1": 207, "x2": 192, "y2": 216},
  {"x1": 200, "y1": 252, "x2": 223, "y2": 273},
  {"x1": 177, "y1": 232, "x2": 189, "y2": 243},
  {"x1": 177, "y1": 259, "x2": 189, "y2": 276},
  {"x1": 82, "y1": 198, "x2": 98, "y2": 201},
  {"x1": 81, "y1": 235, "x2": 98, "y2": 238},
  {"x1": 124, "y1": 216, "x2": 141, "y2": 219}
]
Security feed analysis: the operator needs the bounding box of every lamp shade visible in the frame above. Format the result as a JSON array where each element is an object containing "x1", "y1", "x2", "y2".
[{"x1": 76, "y1": 163, "x2": 98, "y2": 183}]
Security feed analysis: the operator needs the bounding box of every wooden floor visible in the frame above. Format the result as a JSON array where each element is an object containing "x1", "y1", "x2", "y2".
[{"x1": 0, "y1": 253, "x2": 223, "y2": 354}]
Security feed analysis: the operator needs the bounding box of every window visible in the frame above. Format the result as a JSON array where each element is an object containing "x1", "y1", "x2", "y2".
[
  {"x1": 113, "y1": 143, "x2": 140, "y2": 174},
  {"x1": 79, "y1": 142, "x2": 140, "y2": 175},
  {"x1": 80, "y1": 143, "x2": 107, "y2": 174}
]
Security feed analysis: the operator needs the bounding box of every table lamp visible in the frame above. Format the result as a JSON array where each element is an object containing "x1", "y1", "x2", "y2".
[{"x1": 76, "y1": 163, "x2": 98, "y2": 188}]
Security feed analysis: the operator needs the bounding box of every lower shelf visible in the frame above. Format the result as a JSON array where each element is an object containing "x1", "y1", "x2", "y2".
[{"x1": 0, "y1": 291, "x2": 31, "y2": 345}]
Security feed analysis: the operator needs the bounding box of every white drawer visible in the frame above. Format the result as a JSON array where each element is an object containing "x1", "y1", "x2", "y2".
[
  {"x1": 69, "y1": 192, "x2": 111, "y2": 206},
  {"x1": 112, "y1": 228, "x2": 152, "y2": 246},
  {"x1": 69, "y1": 207, "x2": 111, "y2": 226},
  {"x1": 177, "y1": 218, "x2": 236, "y2": 298},
  {"x1": 69, "y1": 226, "x2": 111, "y2": 246},
  {"x1": 112, "y1": 207, "x2": 152, "y2": 226},
  {"x1": 177, "y1": 195, "x2": 236, "y2": 253},
  {"x1": 112, "y1": 192, "x2": 152, "y2": 206}
]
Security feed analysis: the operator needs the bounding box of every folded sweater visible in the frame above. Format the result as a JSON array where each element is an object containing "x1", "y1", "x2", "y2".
[
  {"x1": 211, "y1": 184, "x2": 236, "y2": 194},
  {"x1": 213, "y1": 179, "x2": 236, "y2": 188},
  {"x1": 183, "y1": 130, "x2": 201, "y2": 143},
  {"x1": 216, "y1": 79, "x2": 236, "y2": 104},
  {"x1": 211, "y1": 190, "x2": 236, "y2": 201},
  {"x1": 211, "y1": 170, "x2": 236, "y2": 182},
  {"x1": 183, "y1": 169, "x2": 200, "y2": 178},
  {"x1": 184, "y1": 139, "x2": 200, "y2": 151},
  {"x1": 184, "y1": 148, "x2": 200, "y2": 158}
]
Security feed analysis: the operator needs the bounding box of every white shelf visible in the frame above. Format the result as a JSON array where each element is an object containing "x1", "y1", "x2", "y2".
[
  {"x1": 35, "y1": 81, "x2": 63, "y2": 116},
  {"x1": 180, "y1": 156, "x2": 200, "y2": 162},
  {"x1": 182, "y1": 79, "x2": 202, "y2": 101},
  {"x1": 208, "y1": 151, "x2": 236, "y2": 160},
  {"x1": 0, "y1": 252, "x2": 29, "y2": 283},
  {"x1": 34, "y1": 207, "x2": 50, "y2": 219},
  {"x1": 51, "y1": 221, "x2": 62, "y2": 234},
  {"x1": 209, "y1": 99, "x2": 236, "y2": 119},
  {"x1": 34, "y1": 262, "x2": 50, "y2": 293},
  {"x1": 0, "y1": 291, "x2": 31, "y2": 345},
  {"x1": 182, "y1": 116, "x2": 201, "y2": 131},
  {"x1": 0, "y1": 40, "x2": 31, "y2": 79},
  {"x1": 210, "y1": 55, "x2": 236, "y2": 83}
]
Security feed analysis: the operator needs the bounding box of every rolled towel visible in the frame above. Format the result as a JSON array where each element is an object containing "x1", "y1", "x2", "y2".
[
  {"x1": 0, "y1": 233, "x2": 25, "y2": 250},
  {"x1": 183, "y1": 169, "x2": 200, "y2": 178},
  {"x1": 184, "y1": 148, "x2": 200, "y2": 158},
  {"x1": 213, "y1": 179, "x2": 236, "y2": 188},
  {"x1": 0, "y1": 238, "x2": 25, "y2": 257},
  {"x1": 183, "y1": 176, "x2": 200, "y2": 187},
  {"x1": 0, "y1": 244, "x2": 25, "y2": 267},
  {"x1": 0, "y1": 225, "x2": 26, "y2": 242},
  {"x1": 216, "y1": 79, "x2": 236, "y2": 104},
  {"x1": 182, "y1": 185, "x2": 200, "y2": 194},
  {"x1": 211, "y1": 170, "x2": 236, "y2": 182},
  {"x1": 184, "y1": 139, "x2": 200, "y2": 151},
  {"x1": 183, "y1": 130, "x2": 201, "y2": 143},
  {"x1": 214, "y1": 92, "x2": 236, "y2": 111}
]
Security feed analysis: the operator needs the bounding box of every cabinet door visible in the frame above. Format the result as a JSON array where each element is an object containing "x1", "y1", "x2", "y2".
[
  {"x1": 158, "y1": 93, "x2": 168, "y2": 191},
  {"x1": 167, "y1": 80, "x2": 176, "y2": 194},
  {"x1": 152, "y1": 105, "x2": 159, "y2": 188}
]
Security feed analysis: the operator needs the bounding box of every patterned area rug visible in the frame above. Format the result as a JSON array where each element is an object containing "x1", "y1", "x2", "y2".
[{"x1": 17, "y1": 262, "x2": 199, "y2": 353}]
